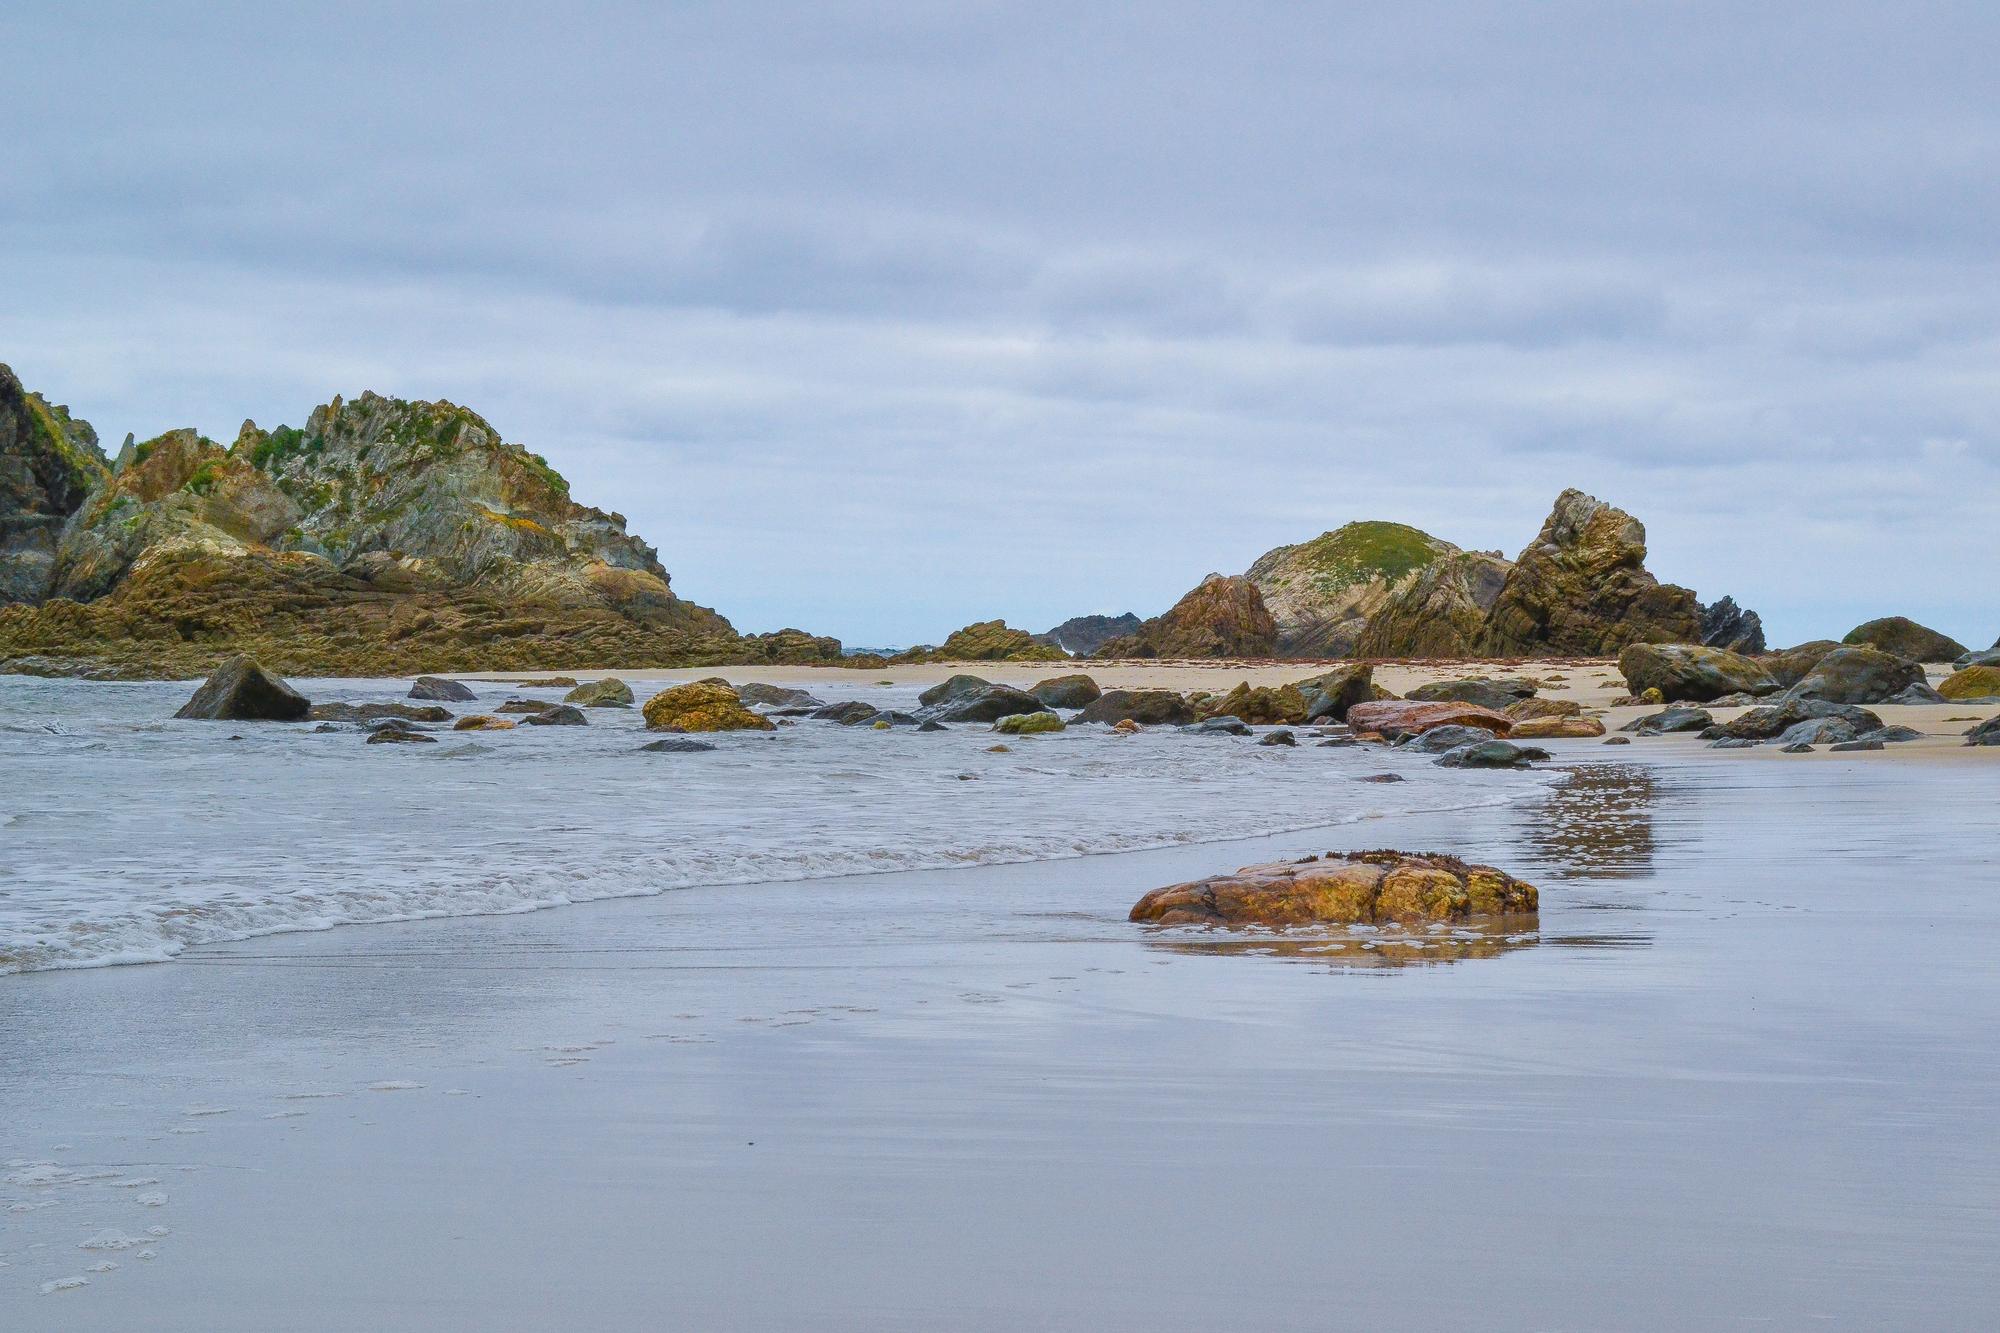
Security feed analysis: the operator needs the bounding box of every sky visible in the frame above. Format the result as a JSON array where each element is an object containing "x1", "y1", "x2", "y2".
[{"x1": 4, "y1": 1, "x2": 1996, "y2": 650}]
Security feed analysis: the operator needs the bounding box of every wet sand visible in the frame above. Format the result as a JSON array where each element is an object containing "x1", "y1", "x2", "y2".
[{"x1": 4, "y1": 749, "x2": 1998, "y2": 1329}]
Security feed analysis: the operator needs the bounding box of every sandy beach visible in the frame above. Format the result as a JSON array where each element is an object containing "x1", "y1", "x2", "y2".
[{"x1": 4, "y1": 702, "x2": 1998, "y2": 1328}]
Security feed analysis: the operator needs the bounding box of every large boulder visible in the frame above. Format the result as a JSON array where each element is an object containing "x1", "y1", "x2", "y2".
[
  {"x1": 1617, "y1": 643, "x2": 1779, "y2": 703},
  {"x1": 921, "y1": 682, "x2": 1047, "y2": 723},
  {"x1": 1481, "y1": 490, "x2": 1702, "y2": 656},
  {"x1": 1194, "y1": 682, "x2": 1309, "y2": 725},
  {"x1": 1244, "y1": 520, "x2": 1491, "y2": 657},
  {"x1": 1713, "y1": 698, "x2": 1884, "y2": 741},
  {"x1": 564, "y1": 678, "x2": 635, "y2": 708},
  {"x1": 1129, "y1": 851, "x2": 1537, "y2": 926},
  {"x1": 1843, "y1": 616, "x2": 1968, "y2": 663},
  {"x1": 1029, "y1": 673, "x2": 1102, "y2": 709},
  {"x1": 1783, "y1": 646, "x2": 1924, "y2": 705},
  {"x1": 1761, "y1": 640, "x2": 1841, "y2": 689},
  {"x1": 525, "y1": 704, "x2": 588, "y2": 726},
  {"x1": 918, "y1": 674, "x2": 991, "y2": 707},
  {"x1": 1775, "y1": 717, "x2": 1859, "y2": 747},
  {"x1": 1937, "y1": 665, "x2": 2000, "y2": 701},
  {"x1": 1406, "y1": 676, "x2": 1538, "y2": 712},
  {"x1": 409, "y1": 675, "x2": 476, "y2": 702},
  {"x1": 1346, "y1": 699, "x2": 1514, "y2": 739},
  {"x1": 1699, "y1": 596, "x2": 1767, "y2": 655},
  {"x1": 992, "y1": 710, "x2": 1065, "y2": 735},
  {"x1": 642, "y1": 681, "x2": 775, "y2": 732},
  {"x1": 1034, "y1": 613, "x2": 1140, "y2": 657},
  {"x1": 0, "y1": 363, "x2": 109, "y2": 605},
  {"x1": 809, "y1": 700, "x2": 884, "y2": 725},
  {"x1": 1094, "y1": 574, "x2": 1277, "y2": 659},
  {"x1": 1436, "y1": 739, "x2": 1550, "y2": 768},
  {"x1": 1290, "y1": 663, "x2": 1376, "y2": 722},
  {"x1": 1074, "y1": 689, "x2": 1197, "y2": 726},
  {"x1": 174, "y1": 656, "x2": 311, "y2": 721}
]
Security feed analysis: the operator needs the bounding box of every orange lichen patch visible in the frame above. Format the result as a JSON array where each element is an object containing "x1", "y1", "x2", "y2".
[{"x1": 1130, "y1": 851, "x2": 1536, "y2": 927}]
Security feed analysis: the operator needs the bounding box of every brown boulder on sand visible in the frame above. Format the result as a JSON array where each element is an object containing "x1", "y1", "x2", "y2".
[
  {"x1": 1130, "y1": 851, "x2": 1538, "y2": 927},
  {"x1": 1345, "y1": 699, "x2": 1514, "y2": 739}
]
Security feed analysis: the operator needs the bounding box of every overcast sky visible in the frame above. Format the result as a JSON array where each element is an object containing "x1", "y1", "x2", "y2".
[{"x1": 5, "y1": 2, "x2": 1996, "y2": 648}]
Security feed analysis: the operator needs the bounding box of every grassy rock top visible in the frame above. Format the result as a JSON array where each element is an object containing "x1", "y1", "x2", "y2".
[{"x1": 1130, "y1": 851, "x2": 1538, "y2": 927}]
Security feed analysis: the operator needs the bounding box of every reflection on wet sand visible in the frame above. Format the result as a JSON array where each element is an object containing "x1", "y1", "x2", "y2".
[
  {"x1": 1520, "y1": 762, "x2": 1665, "y2": 879},
  {"x1": 1140, "y1": 917, "x2": 1539, "y2": 969}
]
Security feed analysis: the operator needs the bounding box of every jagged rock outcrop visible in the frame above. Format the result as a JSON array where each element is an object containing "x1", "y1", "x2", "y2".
[
  {"x1": 0, "y1": 364, "x2": 109, "y2": 604},
  {"x1": 1699, "y1": 596, "x2": 1766, "y2": 655},
  {"x1": 1034, "y1": 613, "x2": 1140, "y2": 657},
  {"x1": 1095, "y1": 574, "x2": 1277, "y2": 659},
  {"x1": 1352, "y1": 550, "x2": 1514, "y2": 658},
  {"x1": 1245, "y1": 521, "x2": 1496, "y2": 657},
  {"x1": 0, "y1": 389, "x2": 844, "y2": 677},
  {"x1": 1842, "y1": 617, "x2": 1967, "y2": 663},
  {"x1": 1480, "y1": 490, "x2": 1701, "y2": 656}
]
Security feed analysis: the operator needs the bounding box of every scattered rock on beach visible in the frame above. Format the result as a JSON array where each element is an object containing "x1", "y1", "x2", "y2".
[
  {"x1": 1405, "y1": 724, "x2": 1499, "y2": 753},
  {"x1": 639, "y1": 737, "x2": 717, "y2": 753},
  {"x1": 564, "y1": 678, "x2": 635, "y2": 708},
  {"x1": 1964, "y1": 717, "x2": 2000, "y2": 747},
  {"x1": 174, "y1": 656, "x2": 311, "y2": 722},
  {"x1": 1616, "y1": 643, "x2": 1778, "y2": 703},
  {"x1": 1505, "y1": 697, "x2": 1582, "y2": 721},
  {"x1": 1775, "y1": 717, "x2": 1858, "y2": 747},
  {"x1": 809, "y1": 701, "x2": 881, "y2": 725},
  {"x1": 1783, "y1": 646, "x2": 1924, "y2": 705},
  {"x1": 453, "y1": 715, "x2": 516, "y2": 731},
  {"x1": 1291, "y1": 663, "x2": 1377, "y2": 723},
  {"x1": 409, "y1": 676, "x2": 476, "y2": 702},
  {"x1": 1602, "y1": 735, "x2": 1631, "y2": 745},
  {"x1": 1713, "y1": 697, "x2": 1883, "y2": 742},
  {"x1": 1435, "y1": 739, "x2": 1548, "y2": 768},
  {"x1": 642, "y1": 681, "x2": 775, "y2": 732},
  {"x1": 1195, "y1": 682, "x2": 1309, "y2": 725},
  {"x1": 923, "y1": 682, "x2": 1048, "y2": 723},
  {"x1": 1357, "y1": 771, "x2": 1406, "y2": 781},
  {"x1": 1129, "y1": 851, "x2": 1537, "y2": 927},
  {"x1": 1830, "y1": 738, "x2": 1885, "y2": 752},
  {"x1": 1622, "y1": 706, "x2": 1712, "y2": 735},
  {"x1": 1346, "y1": 699, "x2": 1514, "y2": 740},
  {"x1": 1507, "y1": 715, "x2": 1605, "y2": 739}
]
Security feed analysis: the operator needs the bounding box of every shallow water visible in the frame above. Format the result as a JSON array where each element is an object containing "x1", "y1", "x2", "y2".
[
  {"x1": 2, "y1": 742, "x2": 1997, "y2": 1328},
  {"x1": 0, "y1": 675, "x2": 1547, "y2": 973}
]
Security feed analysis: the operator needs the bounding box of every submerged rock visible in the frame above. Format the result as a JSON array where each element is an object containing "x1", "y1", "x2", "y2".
[
  {"x1": 1182, "y1": 716, "x2": 1252, "y2": 736},
  {"x1": 1404, "y1": 723, "x2": 1500, "y2": 754},
  {"x1": 993, "y1": 710, "x2": 1065, "y2": 735},
  {"x1": 1129, "y1": 851, "x2": 1537, "y2": 927},
  {"x1": 642, "y1": 681, "x2": 775, "y2": 732},
  {"x1": 409, "y1": 676, "x2": 476, "y2": 702},
  {"x1": 365, "y1": 727, "x2": 436, "y2": 744},
  {"x1": 1842, "y1": 616, "x2": 1968, "y2": 663},
  {"x1": 174, "y1": 656, "x2": 310, "y2": 721},
  {"x1": 563, "y1": 678, "x2": 635, "y2": 708},
  {"x1": 639, "y1": 737, "x2": 717, "y2": 753},
  {"x1": 809, "y1": 700, "x2": 882, "y2": 725},
  {"x1": 1075, "y1": 689, "x2": 1197, "y2": 726},
  {"x1": 1617, "y1": 643, "x2": 1778, "y2": 703},
  {"x1": 1258, "y1": 729, "x2": 1297, "y2": 746}
]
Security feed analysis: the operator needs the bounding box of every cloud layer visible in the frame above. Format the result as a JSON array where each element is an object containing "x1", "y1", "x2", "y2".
[{"x1": 4, "y1": 2, "x2": 1996, "y2": 646}]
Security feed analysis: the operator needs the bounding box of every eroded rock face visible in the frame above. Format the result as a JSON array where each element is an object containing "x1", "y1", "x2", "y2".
[
  {"x1": 1843, "y1": 616, "x2": 1968, "y2": 663},
  {"x1": 1035, "y1": 614, "x2": 1140, "y2": 657},
  {"x1": 1095, "y1": 574, "x2": 1277, "y2": 659},
  {"x1": 1346, "y1": 699, "x2": 1514, "y2": 739},
  {"x1": 1129, "y1": 851, "x2": 1537, "y2": 927},
  {"x1": 1030, "y1": 673, "x2": 1102, "y2": 709},
  {"x1": 1352, "y1": 550, "x2": 1514, "y2": 658},
  {"x1": 1699, "y1": 596, "x2": 1767, "y2": 655},
  {"x1": 174, "y1": 656, "x2": 310, "y2": 721},
  {"x1": 1618, "y1": 643, "x2": 1779, "y2": 703},
  {"x1": 1783, "y1": 646, "x2": 1923, "y2": 705},
  {"x1": 0, "y1": 364, "x2": 108, "y2": 605},
  {"x1": 1481, "y1": 490, "x2": 1701, "y2": 656},
  {"x1": 1244, "y1": 521, "x2": 1485, "y2": 657},
  {"x1": 642, "y1": 681, "x2": 775, "y2": 732},
  {"x1": 1074, "y1": 689, "x2": 1197, "y2": 726}
]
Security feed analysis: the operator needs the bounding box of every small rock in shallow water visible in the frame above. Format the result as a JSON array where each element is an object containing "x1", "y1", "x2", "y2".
[
  {"x1": 453, "y1": 715, "x2": 516, "y2": 731},
  {"x1": 1181, "y1": 716, "x2": 1251, "y2": 736},
  {"x1": 638, "y1": 738, "x2": 717, "y2": 753},
  {"x1": 564, "y1": 678, "x2": 635, "y2": 708},
  {"x1": 1602, "y1": 735, "x2": 1631, "y2": 744},
  {"x1": 1709, "y1": 737, "x2": 1759, "y2": 749},
  {"x1": 1866, "y1": 725, "x2": 1923, "y2": 743},
  {"x1": 1357, "y1": 772, "x2": 1405, "y2": 782},
  {"x1": 993, "y1": 711, "x2": 1065, "y2": 735},
  {"x1": 409, "y1": 676, "x2": 476, "y2": 702},
  {"x1": 917, "y1": 720, "x2": 948, "y2": 732},
  {"x1": 525, "y1": 705, "x2": 587, "y2": 726},
  {"x1": 1258, "y1": 729, "x2": 1296, "y2": 746},
  {"x1": 1435, "y1": 739, "x2": 1547, "y2": 768},
  {"x1": 1130, "y1": 850, "x2": 1536, "y2": 926},
  {"x1": 1404, "y1": 724, "x2": 1498, "y2": 753},
  {"x1": 366, "y1": 727, "x2": 436, "y2": 744}
]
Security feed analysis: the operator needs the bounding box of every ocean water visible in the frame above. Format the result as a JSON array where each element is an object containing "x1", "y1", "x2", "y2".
[{"x1": 0, "y1": 675, "x2": 1551, "y2": 973}]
